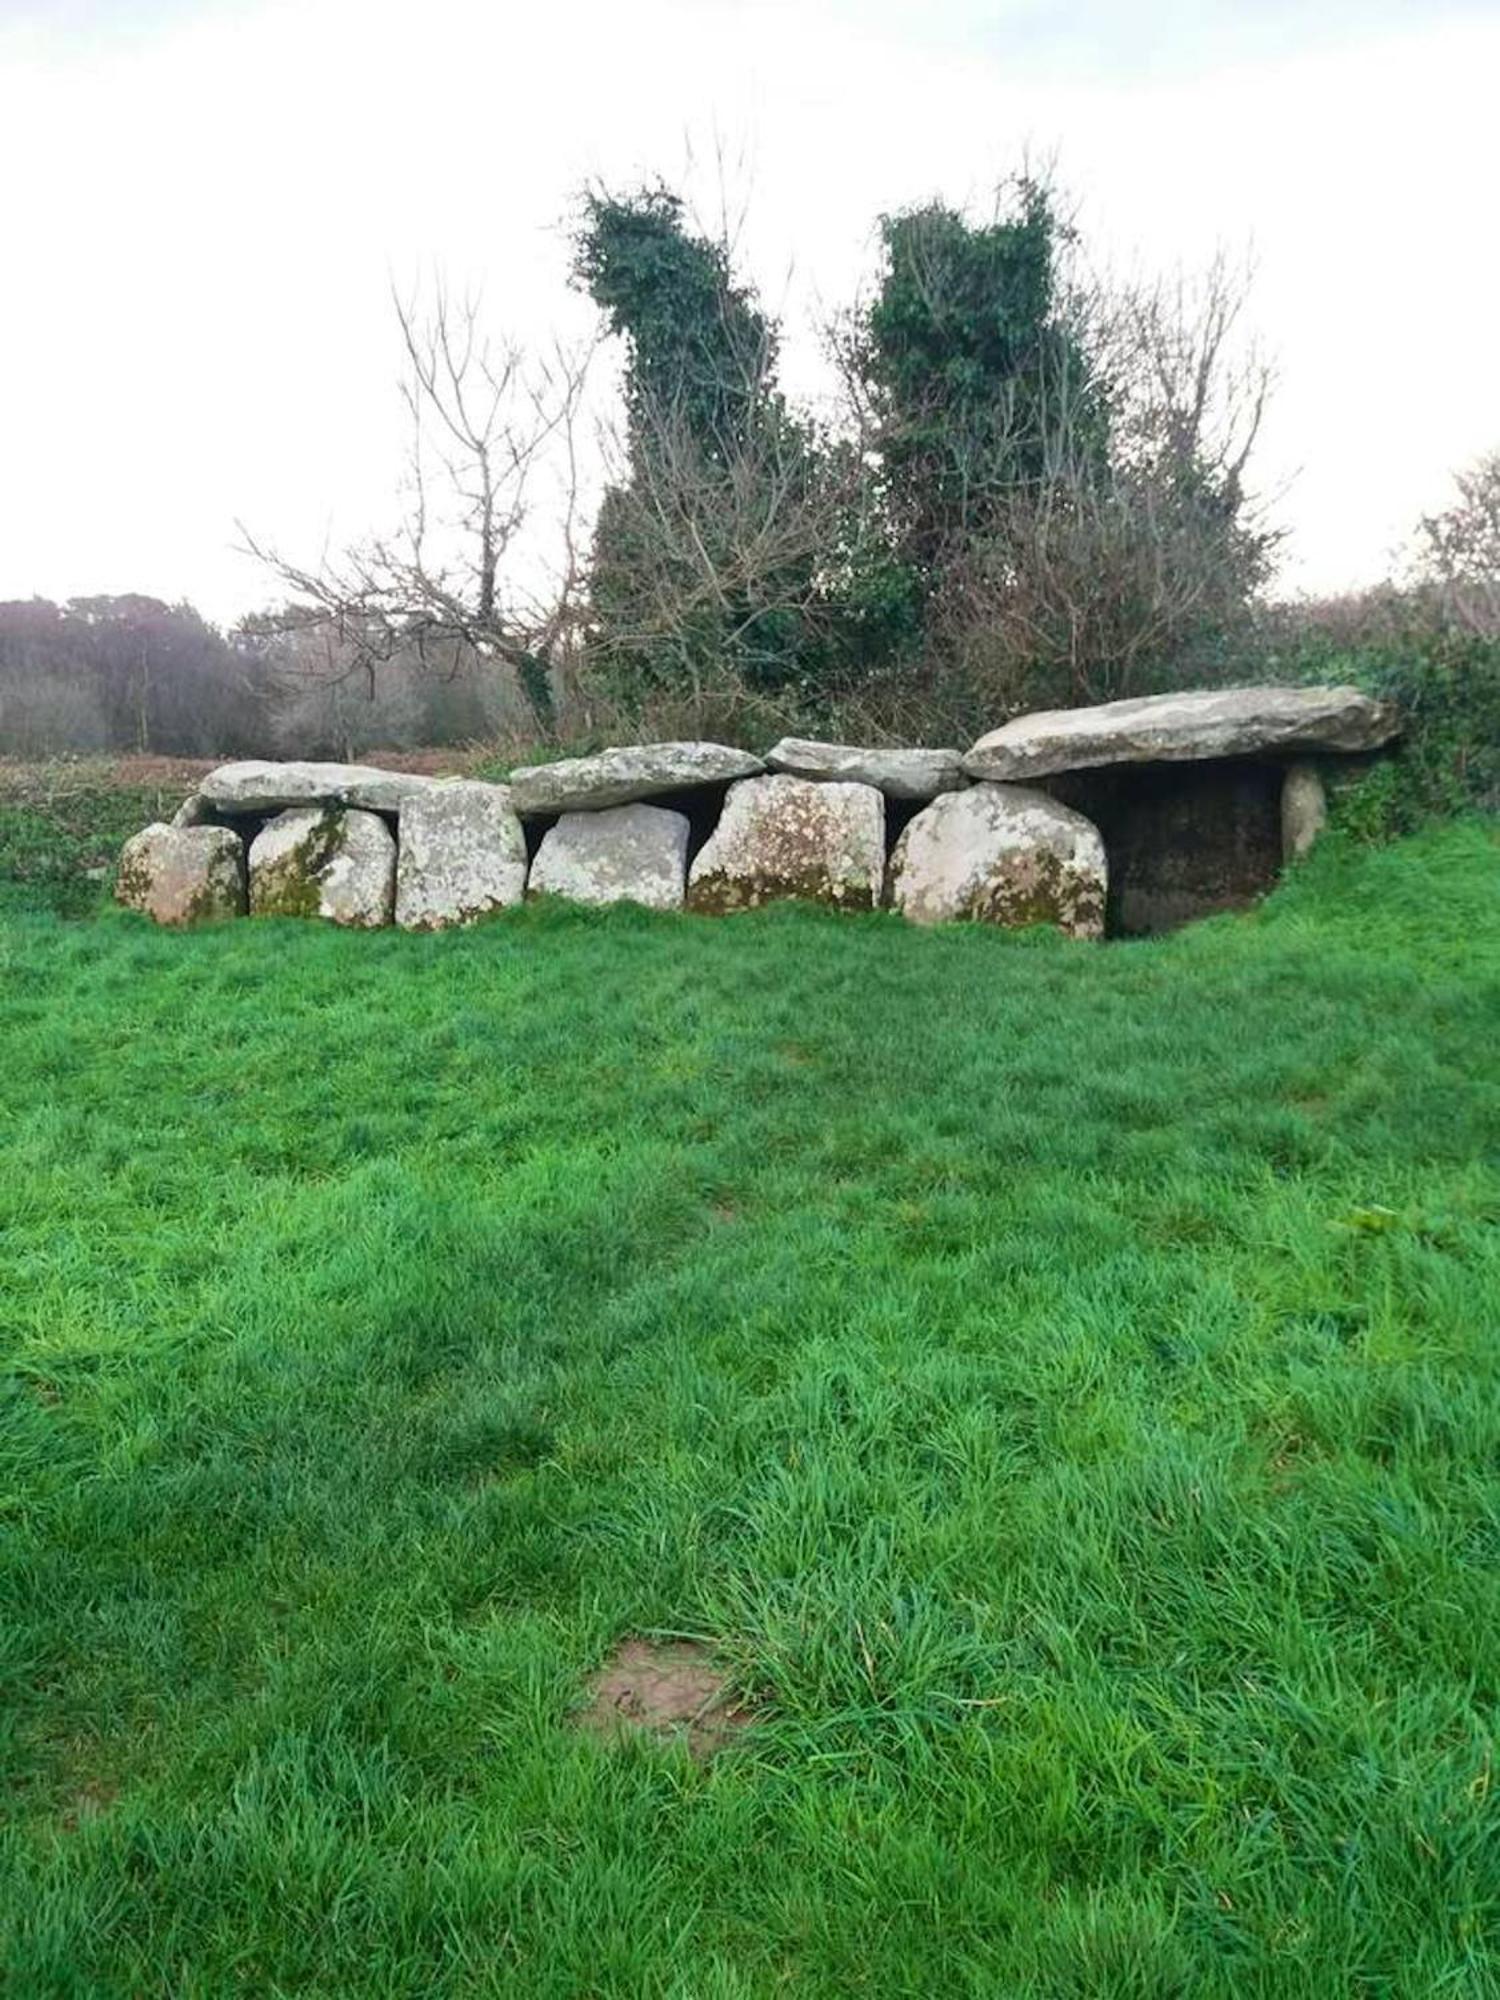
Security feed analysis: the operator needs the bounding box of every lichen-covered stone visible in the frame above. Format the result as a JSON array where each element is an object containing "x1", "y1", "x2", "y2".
[
  {"x1": 888, "y1": 783, "x2": 1107, "y2": 938},
  {"x1": 201, "y1": 759, "x2": 438, "y2": 815},
  {"x1": 686, "y1": 774, "x2": 885, "y2": 914},
  {"x1": 530, "y1": 803, "x2": 690, "y2": 911},
  {"x1": 508, "y1": 742, "x2": 763, "y2": 815},
  {"x1": 1280, "y1": 761, "x2": 1327, "y2": 861},
  {"x1": 964, "y1": 685, "x2": 1401, "y2": 783},
  {"x1": 765, "y1": 737, "x2": 966, "y2": 800},
  {"x1": 116, "y1": 822, "x2": 245, "y2": 925},
  {"x1": 249, "y1": 806, "x2": 395, "y2": 926},
  {"x1": 394, "y1": 780, "x2": 526, "y2": 930}
]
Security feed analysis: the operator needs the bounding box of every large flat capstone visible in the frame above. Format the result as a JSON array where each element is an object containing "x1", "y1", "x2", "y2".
[
  {"x1": 963, "y1": 685, "x2": 1400, "y2": 783},
  {"x1": 249, "y1": 806, "x2": 396, "y2": 926},
  {"x1": 765, "y1": 737, "x2": 966, "y2": 800},
  {"x1": 394, "y1": 780, "x2": 527, "y2": 929},
  {"x1": 530, "y1": 804, "x2": 691, "y2": 911},
  {"x1": 200, "y1": 760, "x2": 439, "y2": 815},
  {"x1": 687, "y1": 774, "x2": 885, "y2": 914},
  {"x1": 888, "y1": 783, "x2": 1107, "y2": 938},
  {"x1": 507, "y1": 742, "x2": 764, "y2": 816},
  {"x1": 117, "y1": 823, "x2": 246, "y2": 925}
]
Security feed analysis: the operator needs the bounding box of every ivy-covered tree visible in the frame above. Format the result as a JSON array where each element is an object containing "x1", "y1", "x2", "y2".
[
  {"x1": 574, "y1": 187, "x2": 833, "y2": 706},
  {"x1": 575, "y1": 186, "x2": 778, "y2": 463},
  {"x1": 842, "y1": 181, "x2": 1274, "y2": 719},
  {"x1": 849, "y1": 181, "x2": 1105, "y2": 575}
]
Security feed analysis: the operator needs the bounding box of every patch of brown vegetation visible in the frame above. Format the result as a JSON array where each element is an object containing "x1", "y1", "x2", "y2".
[
  {"x1": 576, "y1": 1639, "x2": 755, "y2": 1757},
  {"x1": 0, "y1": 747, "x2": 488, "y2": 804},
  {"x1": 58, "y1": 1779, "x2": 118, "y2": 1832}
]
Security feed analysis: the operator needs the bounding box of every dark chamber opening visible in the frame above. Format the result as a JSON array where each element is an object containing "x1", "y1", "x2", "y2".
[{"x1": 1044, "y1": 756, "x2": 1286, "y2": 937}]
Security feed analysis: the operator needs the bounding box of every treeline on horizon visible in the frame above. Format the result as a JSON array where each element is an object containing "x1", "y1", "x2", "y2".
[{"x1": 0, "y1": 595, "x2": 529, "y2": 763}]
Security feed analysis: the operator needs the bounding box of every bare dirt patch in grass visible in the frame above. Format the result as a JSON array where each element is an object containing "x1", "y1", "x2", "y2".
[
  {"x1": 576, "y1": 1639, "x2": 755, "y2": 1757},
  {"x1": 58, "y1": 1780, "x2": 118, "y2": 1833}
]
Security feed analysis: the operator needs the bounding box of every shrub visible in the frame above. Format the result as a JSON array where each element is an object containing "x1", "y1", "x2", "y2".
[{"x1": 1243, "y1": 593, "x2": 1500, "y2": 840}]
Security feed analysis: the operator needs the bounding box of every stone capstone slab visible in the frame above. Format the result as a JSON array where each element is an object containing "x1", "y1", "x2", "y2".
[
  {"x1": 249, "y1": 806, "x2": 395, "y2": 926},
  {"x1": 888, "y1": 783, "x2": 1107, "y2": 938},
  {"x1": 116, "y1": 822, "x2": 245, "y2": 925},
  {"x1": 394, "y1": 780, "x2": 527, "y2": 929},
  {"x1": 963, "y1": 685, "x2": 1400, "y2": 784},
  {"x1": 686, "y1": 774, "x2": 885, "y2": 914},
  {"x1": 529, "y1": 803, "x2": 691, "y2": 911},
  {"x1": 507, "y1": 742, "x2": 764, "y2": 816},
  {"x1": 200, "y1": 759, "x2": 439, "y2": 816},
  {"x1": 765, "y1": 737, "x2": 966, "y2": 800}
]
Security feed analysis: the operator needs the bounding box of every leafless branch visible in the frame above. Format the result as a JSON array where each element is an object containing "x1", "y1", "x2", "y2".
[{"x1": 239, "y1": 281, "x2": 597, "y2": 729}]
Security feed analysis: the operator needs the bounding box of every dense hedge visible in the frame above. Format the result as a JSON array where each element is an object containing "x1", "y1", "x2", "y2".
[{"x1": 1256, "y1": 628, "x2": 1500, "y2": 841}]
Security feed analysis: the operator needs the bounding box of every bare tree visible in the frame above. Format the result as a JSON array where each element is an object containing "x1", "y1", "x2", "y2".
[
  {"x1": 1412, "y1": 448, "x2": 1500, "y2": 636},
  {"x1": 583, "y1": 389, "x2": 856, "y2": 723},
  {"x1": 242, "y1": 283, "x2": 596, "y2": 732},
  {"x1": 927, "y1": 454, "x2": 1272, "y2": 719},
  {"x1": 914, "y1": 251, "x2": 1279, "y2": 722},
  {"x1": 1094, "y1": 252, "x2": 1272, "y2": 509}
]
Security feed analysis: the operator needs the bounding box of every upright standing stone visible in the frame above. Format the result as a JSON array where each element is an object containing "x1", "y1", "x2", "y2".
[
  {"x1": 117, "y1": 823, "x2": 246, "y2": 925},
  {"x1": 530, "y1": 803, "x2": 691, "y2": 911},
  {"x1": 249, "y1": 806, "x2": 395, "y2": 927},
  {"x1": 888, "y1": 783, "x2": 1107, "y2": 938},
  {"x1": 394, "y1": 780, "x2": 527, "y2": 929},
  {"x1": 1280, "y1": 761, "x2": 1328, "y2": 860},
  {"x1": 686, "y1": 774, "x2": 885, "y2": 914}
]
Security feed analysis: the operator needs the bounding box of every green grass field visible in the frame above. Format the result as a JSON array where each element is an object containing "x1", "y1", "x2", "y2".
[{"x1": 3, "y1": 821, "x2": 1498, "y2": 1996}]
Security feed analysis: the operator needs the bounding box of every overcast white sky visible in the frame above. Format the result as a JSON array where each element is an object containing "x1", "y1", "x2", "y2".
[{"x1": 2, "y1": 0, "x2": 1497, "y2": 621}]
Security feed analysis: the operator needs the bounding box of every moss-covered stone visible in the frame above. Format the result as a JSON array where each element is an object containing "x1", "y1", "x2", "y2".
[
  {"x1": 249, "y1": 807, "x2": 395, "y2": 926},
  {"x1": 115, "y1": 824, "x2": 246, "y2": 926},
  {"x1": 394, "y1": 781, "x2": 527, "y2": 929},
  {"x1": 888, "y1": 784, "x2": 1106, "y2": 939},
  {"x1": 686, "y1": 775, "x2": 884, "y2": 915}
]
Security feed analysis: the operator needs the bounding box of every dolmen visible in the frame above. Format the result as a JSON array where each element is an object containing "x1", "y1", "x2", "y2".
[{"x1": 117, "y1": 686, "x2": 1400, "y2": 938}]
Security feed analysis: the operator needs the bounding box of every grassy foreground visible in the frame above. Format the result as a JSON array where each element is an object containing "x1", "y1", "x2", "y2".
[{"x1": 2, "y1": 822, "x2": 1498, "y2": 1997}]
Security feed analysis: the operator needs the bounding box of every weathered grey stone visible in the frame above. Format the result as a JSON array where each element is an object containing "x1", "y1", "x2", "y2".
[
  {"x1": 765, "y1": 737, "x2": 967, "y2": 800},
  {"x1": 394, "y1": 780, "x2": 527, "y2": 930},
  {"x1": 686, "y1": 774, "x2": 884, "y2": 914},
  {"x1": 963, "y1": 685, "x2": 1400, "y2": 783},
  {"x1": 116, "y1": 822, "x2": 245, "y2": 925},
  {"x1": 249, "y1": 806, "x2": 395, "y2": 926},
  {"x1": 200, "y1": 759, "x2": 438, "y2": 815},
  {"x1": 171, "y1": 793, "x2": 210, "y2": 829},
  {"x1": 530, "y1": 803, "x2": 690, "y2": 911},
  {"x1": 508, "y1": 742, "x2": 763, "y2": 815},
  {"x1": 888, "y1": 783, "x2": 1107, "y2": 938},
  {"x1": 1281, "y1": 760, "x2": 1328, "y2": 861}
]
